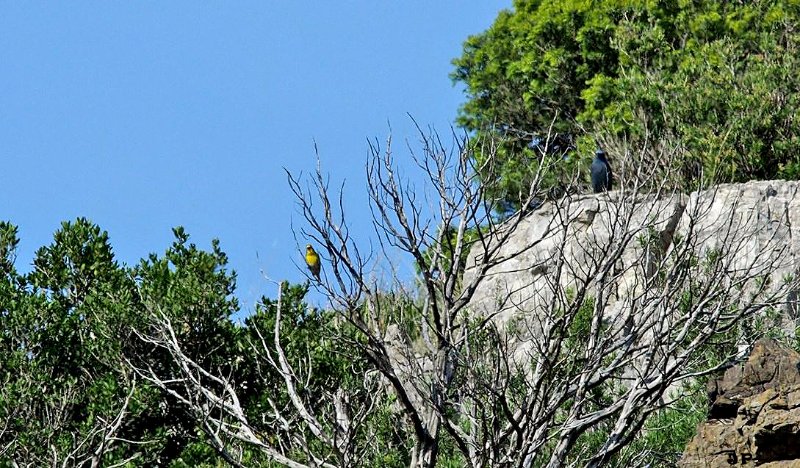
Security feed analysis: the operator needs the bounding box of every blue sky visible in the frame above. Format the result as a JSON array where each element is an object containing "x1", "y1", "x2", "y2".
[{"x1": 1, "y1": 2, "x2": 509, "y2": 312}]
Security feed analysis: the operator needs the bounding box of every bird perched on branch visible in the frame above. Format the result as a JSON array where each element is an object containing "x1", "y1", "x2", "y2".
[
  {"x1": 591, "y1": 148, "x2": 613, "y2": 193},
  {"x1": 305, "y1": 244, "x2": 321, "y2": 282}
]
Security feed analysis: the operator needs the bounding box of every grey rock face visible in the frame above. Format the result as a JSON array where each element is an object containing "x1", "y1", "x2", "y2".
[
  {"x1": 464, "y1": 191, "x2": 687, "y2": 329},
  {"x1": 678, "y1": 181, "x2": 800, "y2": 320},
  {"x1": 465, "y1": 180, "x2": 800, "y2": 335}
]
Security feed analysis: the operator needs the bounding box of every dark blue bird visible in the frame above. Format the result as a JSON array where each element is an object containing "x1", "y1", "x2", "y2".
[{"x1": 591, "y1": 149, "x2": 613, "y2": 193}]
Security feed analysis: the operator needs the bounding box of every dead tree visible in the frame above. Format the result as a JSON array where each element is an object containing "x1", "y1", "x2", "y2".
[
  {"x1": 286, "y1": 126, "x2": 581, "y2": 467},
  {"x1": 287, "y1": 128, "x2": 796, "y2": 467},
  {"x1": 131, "y1": 279, "x2": 386, "y2": 468},
  {"x1": 136, "y1": 125, "x2": 797, "y2": 467}
]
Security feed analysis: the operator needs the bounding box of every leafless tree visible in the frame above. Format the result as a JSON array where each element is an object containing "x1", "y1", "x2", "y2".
[
  {"x1": 286, "y1": 127, "x2": 795, "y2": 467},
  {"x1": 131, "y1": 278, "x2": 387, "y2": 468},
  {"x1": 135, "y1": 124, "x2": 797, "y2": 467},
  {"x1": 286, "y1": 126, "x2": 562, "y2": 467}
]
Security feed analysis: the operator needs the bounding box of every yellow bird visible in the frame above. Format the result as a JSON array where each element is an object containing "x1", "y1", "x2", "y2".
[{"x1": 305, "y1": 244, "x2": 321, "y2": 282}]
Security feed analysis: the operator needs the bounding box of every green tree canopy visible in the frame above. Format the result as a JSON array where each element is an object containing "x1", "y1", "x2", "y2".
[
  {"x1": 453, "y1": 0, "x2": 800, "y2": 205},
  {"x1": 0, "y1": 218, "x2": 408, "y2": 466},
  {"x1": 0, "y1": 219, "x2": 247, "y2": 465}
]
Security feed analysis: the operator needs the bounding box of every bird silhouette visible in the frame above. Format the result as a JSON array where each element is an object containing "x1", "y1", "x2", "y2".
[
  {"x1": 305, "y1": 244, "x2": 321, "y2": 282},
  {"x1": 591, "y1": 149, "x2": 613, "y2": 193}
]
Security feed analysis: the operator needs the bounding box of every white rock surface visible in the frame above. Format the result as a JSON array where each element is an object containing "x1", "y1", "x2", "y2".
[
  {"x1": 465, "y1": 180, "x2": 800, "y2": 335},
  {"x1": 465, "y1": 191, "x2": 686, "y2": 328},
  {"x1": 678, "y1": 181, "x2": 800, "y2": 320}
]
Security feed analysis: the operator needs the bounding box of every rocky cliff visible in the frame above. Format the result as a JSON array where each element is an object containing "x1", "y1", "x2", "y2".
[
  {"x1": 461, "y1": 180, "x2": 800, "y2": 462},
  {"x1": 466, "y1": 180, "x2": 800, "y2": 330},
  {"x1": 680, "y1": 339, "x2": 800, "y2": 467}
]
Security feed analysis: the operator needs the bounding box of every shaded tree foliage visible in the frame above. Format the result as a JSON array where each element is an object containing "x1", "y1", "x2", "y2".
[{"x1": 453, "y1": 0, "x2": 800, "y2": 205}]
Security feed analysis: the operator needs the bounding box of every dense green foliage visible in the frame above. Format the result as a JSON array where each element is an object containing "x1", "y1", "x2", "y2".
[
  {"x1": 0, "y1": 219, "x2": 242, "y2": 465},
  {"x1": 453, "y1": 0, "x2": 800, "y2": 204},
  {"x1": 0, "y1": 219, "x2": 424, "y2": 466},
  {"x1": 0, "y1": 221, "x2": 284, "y2": 465}
]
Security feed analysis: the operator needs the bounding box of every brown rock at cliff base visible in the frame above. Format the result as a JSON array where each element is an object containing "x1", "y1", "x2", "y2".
[
  {"x1": 681, "y1": 340, "x2": 800, "y2": 467},
  {"x1": 707, "y1": 340, "x2": 800, "y2": 419}
]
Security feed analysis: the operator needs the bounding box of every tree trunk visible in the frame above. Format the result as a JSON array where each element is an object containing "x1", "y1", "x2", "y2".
[{"x1": 410, "y1": 434, "x2": 439, "y2": 468}]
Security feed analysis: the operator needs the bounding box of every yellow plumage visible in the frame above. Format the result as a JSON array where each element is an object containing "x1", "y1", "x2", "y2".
[{"x1": 305, "y1": 244, "x2": 321, "y2": 282}]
